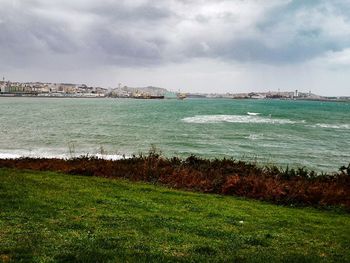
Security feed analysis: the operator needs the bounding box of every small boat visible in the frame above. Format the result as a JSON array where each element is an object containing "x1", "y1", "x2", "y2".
[{"x1": 247, "y1": 112, "x2": 260, "y2": 116}]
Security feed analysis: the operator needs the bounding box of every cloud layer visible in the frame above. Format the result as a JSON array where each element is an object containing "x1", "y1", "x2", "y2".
[{"x1": 1, "y1": 0, "x2": 350, "y2": 95}]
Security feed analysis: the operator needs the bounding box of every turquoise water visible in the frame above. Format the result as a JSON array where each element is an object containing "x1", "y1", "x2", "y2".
[{"x1": 0, "y1": 97, "x2": 349, "y2": 172}]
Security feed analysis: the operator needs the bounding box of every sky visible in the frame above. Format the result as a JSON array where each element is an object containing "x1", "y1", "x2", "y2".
[{"x1": 0, "y1": 0, "x2": 350, "y2": 96}]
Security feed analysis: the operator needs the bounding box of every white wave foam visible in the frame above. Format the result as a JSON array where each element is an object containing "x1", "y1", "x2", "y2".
[
  {"x1": 310, "y1": 123, "x2": 350, "y2": 129},
  {"x1": 0, "y1": 150, "x2": 129, "y2": 160},
  {"x1": 0, "y1": 152, "x2": 68, "y2": 159},
  {"x1": 94, "y1": 154, "x2": 128, "y2": 160},
  {"x1": 246, "y1": 134, "x2": 263, "y2": 140},
  {"x1": 0, "y1": 153, "x2": 23, "y2": 159},
  {"x1": 247, "y1": 112, "x2": 260, "y2": 116},
  {"x1": 182, "y1": 115, "x2": 301, "y2": 125}
]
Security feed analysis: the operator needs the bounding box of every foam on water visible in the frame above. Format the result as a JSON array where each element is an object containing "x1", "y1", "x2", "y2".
[
  {"x1": 94, "y1": 153, "x2": 128, "y2": 160},
  {"x1": 246, "y1": 134, "x2": 263, "y2": 140},
  {"x1": 182, "y1": 115, "x2": 301, "y2": 125},
  {"x1": 0, "y1": 150, "x2": 128, "y2": 160},
  {"x1": 0, "y1": 152, "x2": 68, "y2": 159},
  {"x1": 310, "y1": 123, "x2": 350, "y2": 130},
  {"x1": 247, "y1": 112, "x2": 261, "y2": 116},
  {"x1": 0, "y1": 153, "x2": 23, "y2": 159}
]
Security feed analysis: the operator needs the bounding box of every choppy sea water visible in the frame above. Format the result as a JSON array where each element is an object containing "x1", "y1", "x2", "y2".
[{"x1": 0, "y1": 97, "x2": 349, "y2": 172}]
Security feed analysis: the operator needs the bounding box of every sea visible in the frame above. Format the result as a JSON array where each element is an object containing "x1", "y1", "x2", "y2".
[{"x1": 0, "y1": 97, "x2": 349, "y2": 172}]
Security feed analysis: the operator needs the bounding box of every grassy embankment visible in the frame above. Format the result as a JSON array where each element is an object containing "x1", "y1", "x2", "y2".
[
  {"x1": 1, "y1": 168, "x2": 349, "y2": 262},
  {"x1": 0, "y1": 155, "x2": 349, "y2": 209}
]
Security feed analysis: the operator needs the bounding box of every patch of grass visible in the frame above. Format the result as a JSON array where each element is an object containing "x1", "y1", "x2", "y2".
[{"x1": 0, "y1": 168, "x2": 349, "y2": 262}]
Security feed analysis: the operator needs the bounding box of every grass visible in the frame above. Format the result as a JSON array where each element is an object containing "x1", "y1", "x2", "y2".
[
  {"x1": 0, "y1": 168, "x2": 349, "y2": 262},
  {"x1": 1, "y1": 156, "x2": 349, "y2": 209}
]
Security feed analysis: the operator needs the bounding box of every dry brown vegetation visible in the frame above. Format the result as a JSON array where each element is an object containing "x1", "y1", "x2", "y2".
[{"x1": 0, "y1": 153, "x2": 349, "y2": 210}]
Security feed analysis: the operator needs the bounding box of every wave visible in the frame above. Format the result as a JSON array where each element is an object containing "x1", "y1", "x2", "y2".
[
  {"x1": 310, "y1": 123, "x2": 350, "y2": 130},
  {"x1": 182, "y1": 115, "x2": 302, "y2": 125},
  {"x1": 246, "y1": 134, "x2": 263, "y2": 140},
  {"x1": 0, "y1": 153, "x2": 23, "y2": 159},
  {"x1": 0, "y1": 151, "x2": 128, "y2": 160},
  {"x1": 247, "y1": 112, "x2": 261, "y2": 116}
]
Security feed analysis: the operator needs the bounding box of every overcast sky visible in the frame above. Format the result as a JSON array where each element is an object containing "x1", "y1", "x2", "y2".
[{"x1": 1, "y1": 0, "x2": 350, "y2": 95}]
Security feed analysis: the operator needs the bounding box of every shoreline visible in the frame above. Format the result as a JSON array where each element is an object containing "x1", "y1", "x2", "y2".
[
  {"x1": 1, "y1": 94, "x2": 349, "y2": 102},
  {"x1": 0, "y1": 151, "x2": 342, "y2": 173},
  {"x1": 1, "y1": 155, "x2": 349, "y2": 210},
  {"x1": 0, "y1": 94, "x2": 106, "y2": 99}
]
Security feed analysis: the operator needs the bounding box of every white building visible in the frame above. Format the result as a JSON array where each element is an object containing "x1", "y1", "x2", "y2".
[{"x1": 0, "y1": 81, "x2": 9, "y2": 93}]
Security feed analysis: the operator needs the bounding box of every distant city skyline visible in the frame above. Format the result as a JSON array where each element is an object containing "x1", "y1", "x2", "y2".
[{"x1": 1, "y1": 0, "x2": 350, "y2": 96}]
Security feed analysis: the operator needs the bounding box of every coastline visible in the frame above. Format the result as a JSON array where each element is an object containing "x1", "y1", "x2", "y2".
[
  {"x1": 0, "y1": 94, "x2": 107, "y2": 99},
  {"x1": 1, "y1": 154, "x2": 349, "y2": 211},
  {"x1": 1, "y1": 94, "x2": 349, "y2": 102}
]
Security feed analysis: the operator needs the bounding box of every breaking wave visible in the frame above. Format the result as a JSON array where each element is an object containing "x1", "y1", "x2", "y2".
[
  {"x1": 247, "y1": 112, "x2": 261, "y2": 116},
  {"x1": 0, "y1": 151, "x2": 128, "y2": 160},
  {"x1": 182, "y1": 115, "x2": 302, "y2": 125}
]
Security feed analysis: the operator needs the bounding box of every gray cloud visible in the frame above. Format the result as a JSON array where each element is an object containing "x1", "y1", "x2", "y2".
[
  {"x1": 91, "y1": 2, "x2": 172, "y2": 21},
  {"x1": 1, "y1": 0, "x2": 350, "y2": 68}
]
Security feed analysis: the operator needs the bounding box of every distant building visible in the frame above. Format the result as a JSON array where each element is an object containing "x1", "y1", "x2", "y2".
[
  {"x1": 0, "y1": 80, "x2": 5, "y2": 93},
  {"x1": 248, "y1": 92, "x2": 265, "y2": 99}
]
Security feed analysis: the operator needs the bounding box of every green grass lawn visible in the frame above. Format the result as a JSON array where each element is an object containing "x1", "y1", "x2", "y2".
[{"x1": 0, "y1": 168, "x2": 349, "y2": 262}]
